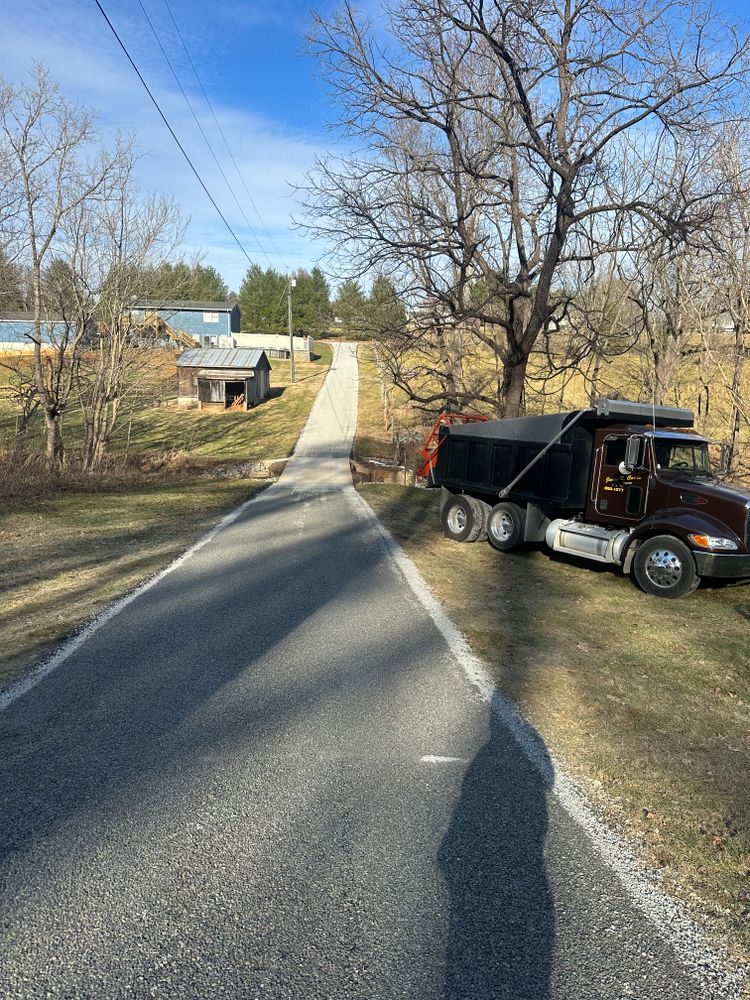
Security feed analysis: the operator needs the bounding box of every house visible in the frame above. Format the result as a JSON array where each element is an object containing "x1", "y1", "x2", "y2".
[
  {"x1": 176, "y1": 347, "x2": 271, "y2": 411},
  {"x1": 128, "y1": 300, "x2": 241, "y2": 348},
  {"x1": 0, "y1": 312, "x2": 67, "y2": 350}
]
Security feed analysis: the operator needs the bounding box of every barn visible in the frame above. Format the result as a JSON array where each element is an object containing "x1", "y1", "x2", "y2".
[{"x1": 176, "y1": 348, "x2": 271, "y2": 411}]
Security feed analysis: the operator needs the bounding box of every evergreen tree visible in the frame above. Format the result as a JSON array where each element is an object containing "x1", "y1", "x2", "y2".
[
  {"x1": 0, "y1": 248, "x2": 25, "y2": 311},
  {"x1": 293, "y1": 266, "x2": 331, "y2": 338},
  {"x1": 237, "y1": 264, "x2": 288, "y2": 334},
  {"x1": 366, "y1": 275, "x2": 407, "y2": 339},
  {"x1": 333, "y1": 279, "x2": 367, "y2": 337},
  {"x1": 137, "y1": 260, "x2": 229, "y2": 301}
]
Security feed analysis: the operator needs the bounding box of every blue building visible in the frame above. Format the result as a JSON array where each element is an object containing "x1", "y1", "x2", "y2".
[
  {"x1": 0, "y1": 312, "x2": 66, "y2": 348},
  {"x1": 128, "y1": 300, "x2": 240, "y2": 348}
]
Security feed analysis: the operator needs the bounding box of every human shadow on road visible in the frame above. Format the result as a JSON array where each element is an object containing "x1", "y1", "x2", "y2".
[{"x1": 439, "y1": 700, "x2": 554, "y2": 1000}]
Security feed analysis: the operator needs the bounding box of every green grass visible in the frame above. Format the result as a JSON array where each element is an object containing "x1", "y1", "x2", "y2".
[{"x1": 359, "y1": 483, "x2": 750, "y2": 966}]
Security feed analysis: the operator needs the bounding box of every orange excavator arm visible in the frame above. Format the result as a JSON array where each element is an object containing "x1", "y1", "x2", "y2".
[{"x1": 417, "y1": 411, "x2": 488, "y2": 480}]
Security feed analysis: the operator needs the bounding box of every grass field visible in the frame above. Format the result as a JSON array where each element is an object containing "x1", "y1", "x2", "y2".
[
  {"x1": 0, "y1": 345, "x2": 332, "y2": 466},
  {"x1": 0, "y1": 344, "x2": 332, "y2": 685},
  {"x1": 354, "y1": 343, "x2": 750, "y2": 968}
]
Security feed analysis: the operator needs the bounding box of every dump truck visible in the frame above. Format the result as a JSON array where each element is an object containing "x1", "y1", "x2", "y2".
[{"x1": 421, "y1": 399, "x2": 750, "y2": 598}]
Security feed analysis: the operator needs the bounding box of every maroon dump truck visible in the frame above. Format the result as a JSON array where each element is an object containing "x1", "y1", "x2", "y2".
[{"x1": 424, "y1": 399, "x2": 750, "y2": 598}]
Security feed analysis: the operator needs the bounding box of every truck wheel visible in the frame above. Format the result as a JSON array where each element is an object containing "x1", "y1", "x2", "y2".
[
  {"x1": 632, "y1": 535, "x2": 700, "y2": 598},
  {"x1": 487, "y1": 502, "x2": 525, "y2": 552},
  {"x1": 467, "y1": 497, "x2": 490, "y2": 541},
  {"x1": 442, "y1": 495, "x2": 483, "y2": 543}
]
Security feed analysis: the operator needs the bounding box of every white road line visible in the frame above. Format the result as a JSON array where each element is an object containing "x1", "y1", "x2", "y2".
[{"x1": 0, "y1": 492, "x2": 261, "y2": 714}]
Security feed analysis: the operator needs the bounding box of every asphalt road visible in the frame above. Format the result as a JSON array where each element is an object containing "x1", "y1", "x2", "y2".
[{"x1": 0, "y1": 344, "x2": 738, "y2": 998}]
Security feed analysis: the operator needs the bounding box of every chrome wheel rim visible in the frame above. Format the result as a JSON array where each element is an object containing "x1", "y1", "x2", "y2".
[
  {"x1": 490, "y1": 512, "x2": 513, "y2": 542},
  {"x1": 644, "y1": 548, "x2": 683, "y2": 588},
  {"x1": 447, "y1": 506, "x2": 467, "y2": 533}
]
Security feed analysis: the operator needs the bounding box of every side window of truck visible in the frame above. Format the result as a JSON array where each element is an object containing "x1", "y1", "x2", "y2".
[{"x1": 603, "y1": 438, "x2": 627, "y2": 467}]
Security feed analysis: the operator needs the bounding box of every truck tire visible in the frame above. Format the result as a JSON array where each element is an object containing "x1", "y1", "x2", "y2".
[
  {"x1": 468, "y1": 496, "x2": 490, "y2": 541},
  {"x1": 442, "y1": 495, "x2": 483, "y2": 543},
  {"x1": 632, "y1": 535, "x2": 700, "y2": 598},
  {"x1": 487, "y1": 502, "x2": 525, "y2": 552}
]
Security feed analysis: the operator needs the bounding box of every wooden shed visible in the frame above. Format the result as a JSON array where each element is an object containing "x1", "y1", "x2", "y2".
[{"x1": 176, "y1": 348, "x2": 271, "y2": 411}]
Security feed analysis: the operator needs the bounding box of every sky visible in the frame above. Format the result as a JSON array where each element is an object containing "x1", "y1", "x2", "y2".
[
  {"x1": 1, "y1": 0, "x2": 749, "y2": 295},
  {"x1": 0, "y1": 0, "x2": 351, "y2": 294}
]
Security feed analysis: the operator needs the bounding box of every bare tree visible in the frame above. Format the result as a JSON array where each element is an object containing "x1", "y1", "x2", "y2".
[
  {"x1": 696, "y1": 135, "x2": 750, "y2": 473},
  {"x1": 304, "y1": 0, "x2": 750, "y2": 416},
  {"x1": 0, "y1": 65, "x2": 120, "y2": 463},
  {"x1": 74, "y1": 157, "x2": 184, "y2": 471}
]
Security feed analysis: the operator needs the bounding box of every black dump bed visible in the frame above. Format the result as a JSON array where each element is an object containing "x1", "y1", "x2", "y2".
[{"x1": 431, "y1": 400, "x2": 693, "y2": 510}]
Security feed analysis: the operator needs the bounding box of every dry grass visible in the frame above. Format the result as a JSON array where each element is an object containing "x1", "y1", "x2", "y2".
[
  {"x1": 0, "y1": 345, "x2": 332, "y2": 476},
  {"x1": 360, "y1": 483, "x2": 750, "y2": 965}
]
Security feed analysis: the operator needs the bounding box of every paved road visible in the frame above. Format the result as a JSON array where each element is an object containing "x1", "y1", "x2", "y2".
[{"x1": 0, "y1": 344, "x2": 737, "y2": 998}]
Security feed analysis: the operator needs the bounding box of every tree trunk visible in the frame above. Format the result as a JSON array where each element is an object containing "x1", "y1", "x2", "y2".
[
  {"x1": 43, "y1": 409, "x2": 64, "y2": 464},
  {"x1": 501, "y1": 354, "x2": 528, "y2": 418},
  {"x1": 726, "y1": 322, "x2": 746, "y2": 473}
]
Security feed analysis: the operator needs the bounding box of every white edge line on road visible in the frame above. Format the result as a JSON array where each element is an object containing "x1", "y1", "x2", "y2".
[
  {"x1": 0, "y1": 491, "x2": 265, "y2": 714},
  {"x1": 350, "y1": 487, "x2": 745, "y2": 999}
]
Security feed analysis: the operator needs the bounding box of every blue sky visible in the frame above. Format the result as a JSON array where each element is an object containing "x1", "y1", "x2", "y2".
[{"x1": 1, "y1": 0, "x2": 749, "y2": 294}]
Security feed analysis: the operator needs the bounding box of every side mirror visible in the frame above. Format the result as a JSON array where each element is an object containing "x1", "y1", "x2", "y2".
[{"x1": 619, "y1": 435, "x2": 642, "y2": 474}]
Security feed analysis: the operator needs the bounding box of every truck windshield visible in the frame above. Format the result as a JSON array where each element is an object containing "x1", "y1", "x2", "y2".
[{"x1": 654, "y1": 440, "x2": 711, "y2": 475}]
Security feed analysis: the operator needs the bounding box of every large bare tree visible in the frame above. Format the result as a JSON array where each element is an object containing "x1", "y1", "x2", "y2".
[{"x1": 304, "y1": 0, "x2": 750, "y2": 416}]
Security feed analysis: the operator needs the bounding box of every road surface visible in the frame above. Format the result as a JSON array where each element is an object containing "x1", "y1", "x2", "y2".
[{"x1": 0, "y1": 343, "x2": 738, "y2": 998}]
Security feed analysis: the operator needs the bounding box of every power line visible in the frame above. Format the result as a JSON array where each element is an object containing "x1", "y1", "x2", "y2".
[
  {"x1": 160, "y1": 0, "x2": 290, "y2": 271},
  {"x1": 135, "y1": 0, "x2": 275, "y2": 269},
  {"x1": 93, "y1": 0, "x2": 257, "y2": 268}
]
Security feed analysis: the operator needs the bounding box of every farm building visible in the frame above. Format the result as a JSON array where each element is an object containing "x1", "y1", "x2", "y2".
[
  {"x1": 176, "y1": 347, "x2": 271, "y2": 411},
  {"x1": 0, "y1": 312, "x2": 68, "y2": 350},
  {"x1": 127, "y1": 300, "x2": 241, "y2": 348}
]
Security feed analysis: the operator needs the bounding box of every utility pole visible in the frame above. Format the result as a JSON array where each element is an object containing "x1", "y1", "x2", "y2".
[{"x1": 287, "y1": 277, "x2": 296, "y2": 384}]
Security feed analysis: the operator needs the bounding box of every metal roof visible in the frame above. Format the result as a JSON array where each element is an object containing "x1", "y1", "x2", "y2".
[
  {"x1": 176, "y1": 348, "x2": 267, "y2": 369},
  {"x1": 130, "y1": 299, "x2": 237, "y2": 312}
]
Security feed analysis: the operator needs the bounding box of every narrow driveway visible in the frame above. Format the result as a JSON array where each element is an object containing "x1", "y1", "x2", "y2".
[{"x1": 0, "y1": 344, "x2": 736, "y2": 998}]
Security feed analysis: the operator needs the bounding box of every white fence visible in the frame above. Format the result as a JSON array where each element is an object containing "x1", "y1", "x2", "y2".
[{"x1": 233, "y1": 333, "x2": 315, "y2": 360}]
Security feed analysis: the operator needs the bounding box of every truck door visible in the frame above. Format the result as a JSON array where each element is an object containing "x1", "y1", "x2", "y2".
[{"x1": 590, "y1": 431, "x2": 650, "y2": 523}]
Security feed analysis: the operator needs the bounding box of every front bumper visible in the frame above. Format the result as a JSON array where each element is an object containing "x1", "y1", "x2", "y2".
[{"x1": 693, "y1": 551, "x2": 750, "y2": 579}]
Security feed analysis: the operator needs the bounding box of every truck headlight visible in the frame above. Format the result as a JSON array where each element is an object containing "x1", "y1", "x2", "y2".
[{"x1": 688, "y1": 534, "x2": 739, "y2": 551}]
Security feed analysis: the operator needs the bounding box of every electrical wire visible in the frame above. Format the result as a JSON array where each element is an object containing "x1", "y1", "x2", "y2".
[
  {"x1": 93, "y1": 0, "x2": 256, "y2": 267},
  {"x1": 160, "y1": 0, "x2": 290, "y2": 271},
  {"x1": 135, "y1": 0, "x2": 275, "y2": 269}
]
